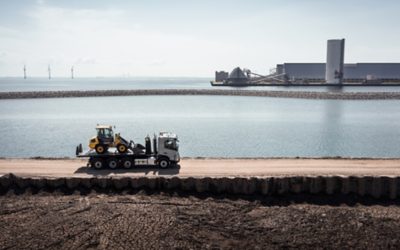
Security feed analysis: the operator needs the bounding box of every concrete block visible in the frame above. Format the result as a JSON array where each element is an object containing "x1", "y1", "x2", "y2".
[
  {"x1": 161, "y1": 177, "x2": 180, "y2": 190},
  {"x1": 181, "y1": 177, "x2": 196, "y2": 192},
  {"x1": 0, "y1": 175, "x2": 12, "y2": 189},
  {"x1": 240, "y1": 178, "x2": 257, "y2": 195},
  {"x1": 260, "y1": 178, "x2": 271, "y2": 195},
  {"x1": 389, "y1": 177, "x2": 398, "y2": 199},
  {"x1": 231, "y1": 178, "x2": 246, "y2": 194},
  {"x1": 130, "y1": 178, "x2": 139, "y2": 189},
  {"x1": 31, "y1": 178, "x2": 46, "y2": 189},
  {"x1": 277, "y1": 177, "x2": 290, "y2": 195},
  {"x1": 195, "y1": 178, "x2": 211, "y2": 193},
  {"x1": 289, "y1": 177, "x2": 304, "y2": 194},
  {"x1": 112, "y1": 177, "x2": 129, "y2": 190},
  {"x1": 310, "y1": 177, "x2": 324, "y2": 194},
  {"x1": 379, "y1": 177, "x2": 390, "y2": 198},
  {"x1": 211, "y1": 177, "x2": 229, "y2": 194},
  {"x1": 46, "y1": 178, "x2": 66, "y2": 189},
  {"x1": 371, "y1": 177, "x2": 382, "y2": 198},
  {"x1": 66, "y1": 178, "x2": 81, "y2": 189},
  {"x1": 157, "y1": 177, "x2": 167, "y2": 189},
  {"x1": 137, "y1": 177, "x2": 148, "y2": 189},
  {"x1": 146, "y1": 178, "x2": 157, "y2": 190},
  {"x1": 15, "y1": 177, "x2": 30, "y2": 189},
  {"x1": 80, "y1": 178, "x2": 92, "y2": 189},
  {"x1": 358, "y1": 177, "x2": 373, "y2": 197},
  {"x1": 341, "y1": 176, "x2": 358, "y2": 194},
  {"x1": 326, "y1": 176, "x2": 340, "y2": 195},
  {"x1": 95, "y1": 178, "x2": 110, "y2": 189}
]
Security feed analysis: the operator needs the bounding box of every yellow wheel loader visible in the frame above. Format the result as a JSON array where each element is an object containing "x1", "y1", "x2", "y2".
[{"x1": 89, "y1": 125, "x2": 131, "y2": 154}]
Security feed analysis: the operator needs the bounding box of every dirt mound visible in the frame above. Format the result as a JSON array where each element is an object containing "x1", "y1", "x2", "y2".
[{"x1": 1, "y1": 192, "x2": 399, "y2": 249}]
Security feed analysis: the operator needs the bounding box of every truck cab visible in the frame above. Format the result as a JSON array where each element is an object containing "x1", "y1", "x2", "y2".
[{"x1": 157, "y1": 132, "x2": 180, "y2": 167}]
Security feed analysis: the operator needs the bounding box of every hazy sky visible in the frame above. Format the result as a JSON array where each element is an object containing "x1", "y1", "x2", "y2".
[{"x1": 0, "y1": 0, "x2": 399, "y2": 77}]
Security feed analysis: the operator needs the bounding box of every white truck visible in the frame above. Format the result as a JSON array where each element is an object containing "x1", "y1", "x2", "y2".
[{"x1": 76, "y1": 132, "x2": 180, "y2": 169}]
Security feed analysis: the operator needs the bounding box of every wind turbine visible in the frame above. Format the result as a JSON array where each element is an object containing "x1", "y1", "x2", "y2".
[
  {"x1": 23, "y1": 65, "x2": 27, "y2": 79},
  {"x1": 48, "y1": 65, "x2": 51, "y2": 79}
]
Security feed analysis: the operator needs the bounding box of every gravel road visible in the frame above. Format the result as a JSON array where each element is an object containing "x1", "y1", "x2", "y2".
[{"x1": 1, "y1": 158, "x2": 400, "y2": 178}]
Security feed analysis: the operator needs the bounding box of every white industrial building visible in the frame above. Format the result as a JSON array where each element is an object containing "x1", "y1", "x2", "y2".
[
  {"x1": 276, "y1": 63, "x2": 400, "y2": 83},
  {"x1": 276, "y1": 38, "x2": 400, "y2": 84},
  {"x1": 213, "y1": 38, "x2": 400, "y2": 85}
]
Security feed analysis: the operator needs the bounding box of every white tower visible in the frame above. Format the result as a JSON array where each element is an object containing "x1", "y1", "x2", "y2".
[
  {"x1": 325, "y1": 39, "x2": 345, "y2": 84},
  {"x1": 48, "y1": 65, "x2": 51, "y2": 79},
  {"x1": 23, "y1": 65, "x2": 27, "y2": 79},
  {"x1": 71, "y1": 66, "x2": 74, "y2": 79}
]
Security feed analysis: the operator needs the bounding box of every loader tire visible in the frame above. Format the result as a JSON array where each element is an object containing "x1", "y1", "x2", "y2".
[
  {"x1": 95, "y1": 144, "x2": 106, "y2": 154},
  {"x1": 117, "y1": 144, "x2": 128, "y2": 153}
]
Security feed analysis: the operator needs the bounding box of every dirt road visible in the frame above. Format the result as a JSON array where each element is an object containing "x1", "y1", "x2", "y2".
[{"x1": 0, "y1": 158, "x2": 399, "y2": 178}]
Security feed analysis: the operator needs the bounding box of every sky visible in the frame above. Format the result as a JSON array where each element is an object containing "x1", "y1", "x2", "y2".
[{"x1": 0, "y1": 0, "x2": 399, "y2": 77}]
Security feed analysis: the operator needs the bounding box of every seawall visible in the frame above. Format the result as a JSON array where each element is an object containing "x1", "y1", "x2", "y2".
[
  {"x1": 1, "y1": 174, "x2": 399, "y2": 199},
  {"x1": 1, "y1": 89, "x2": 400, "y2": 100}
]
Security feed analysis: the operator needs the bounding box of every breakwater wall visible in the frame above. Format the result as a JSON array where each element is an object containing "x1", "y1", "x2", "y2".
[
  {"x1": 1, "y1": 89, "x2": 400, "y2": 100},
  {"x1": 1, "y1": 174, "x2": 399, "y2": 199}
]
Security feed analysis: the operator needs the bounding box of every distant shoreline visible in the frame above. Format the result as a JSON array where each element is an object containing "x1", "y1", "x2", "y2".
[{"x1": 1, "y1": 89, "x2": 400, "y2": 100}]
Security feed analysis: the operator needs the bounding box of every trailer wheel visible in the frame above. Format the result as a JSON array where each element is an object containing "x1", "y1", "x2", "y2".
[
  {"x1": 95, "y1": 144, "x2": 106, "y2": 154},
  {"x1": 92, "y1": 158, "x2": 104, "y2": 169},
  {"x1": 158, "y1": 158, "x2": 170, "y2": 169},
  {"x1": 121, "y1": 158, "x2": 133, "y2": 169},
  {"x1": 117, "y1": 144, "x2": 128, "y2": 153},
  {"x1": 107, "y1": 158, "x2": 119, "y2": 169}
]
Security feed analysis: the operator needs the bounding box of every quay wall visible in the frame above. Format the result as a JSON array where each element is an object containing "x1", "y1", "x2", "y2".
[
  {"x1": 1, "y1": 174, "x2": 399, "y2": 199},
  {"x1": 1, "y1": 89, "x2": 400, "y2": 100}
]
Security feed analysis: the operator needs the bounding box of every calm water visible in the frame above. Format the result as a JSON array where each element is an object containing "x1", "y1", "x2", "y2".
[
  {"x1": 1, "y1": 77, "x2": 400, "y2": 92},
  {"x1": 1, "y1": 95, "x2": 400, "y2": 158}
]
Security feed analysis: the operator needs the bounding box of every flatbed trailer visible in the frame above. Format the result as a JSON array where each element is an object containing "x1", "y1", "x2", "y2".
[{"x1": 76, "y1": 132, "x2": 180, "y2": 169}]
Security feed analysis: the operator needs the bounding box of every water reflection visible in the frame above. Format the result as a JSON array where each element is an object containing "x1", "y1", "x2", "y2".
[{"x1": 320, "y1": 100, "x2": 343, "y2": 156}]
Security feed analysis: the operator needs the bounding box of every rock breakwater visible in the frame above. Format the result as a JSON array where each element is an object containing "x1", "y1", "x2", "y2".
[{"x1": 1, "y1": 89, "x2": 400, "y2": 100}]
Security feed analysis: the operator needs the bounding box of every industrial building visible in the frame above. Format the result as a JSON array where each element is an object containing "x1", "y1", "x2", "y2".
[
  {"x1": 276, "y1": 63, "x2": 400, "y2": 83},
  {"x1": 212, "y1": 38, "x2": 400, "y2": 86}
]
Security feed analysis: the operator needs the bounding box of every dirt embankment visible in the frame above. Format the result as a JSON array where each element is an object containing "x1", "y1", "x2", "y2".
[
  {"x1": 1, "y1": 89, "x2": 400, "y2": 100},
  {"x1": 0, "y1": 192, "x2": 399, "y2": 249}
]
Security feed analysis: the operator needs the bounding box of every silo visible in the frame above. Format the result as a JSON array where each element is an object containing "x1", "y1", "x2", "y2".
[{"x1": 325, "y1": 39, "x2": 345, "y2": 84}]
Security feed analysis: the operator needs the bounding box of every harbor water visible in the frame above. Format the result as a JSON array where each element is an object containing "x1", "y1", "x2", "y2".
[{"x1": 1, "y1": 90, "x2": 400, "y2": 158}]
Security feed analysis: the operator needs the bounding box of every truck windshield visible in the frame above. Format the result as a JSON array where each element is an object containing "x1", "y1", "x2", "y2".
[{"x1": 165, "y1": 139, "x2": 178, "y2": 150}]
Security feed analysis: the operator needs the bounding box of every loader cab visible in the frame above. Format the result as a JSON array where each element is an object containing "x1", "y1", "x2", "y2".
[{"x1": 96, "y1": 125, "x2": 114, "y2": 144}]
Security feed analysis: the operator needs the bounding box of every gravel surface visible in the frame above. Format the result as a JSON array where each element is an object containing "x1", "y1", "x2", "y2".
[
  {"x1": 2, "y1": 158, "x2": 400, "y2": 178},
  {"x1": 1, "y1": 192, "x2": 399, "y2": 249}
]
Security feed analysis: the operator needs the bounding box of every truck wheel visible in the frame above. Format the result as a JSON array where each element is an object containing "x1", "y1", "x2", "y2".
[
  {"x1": 158, "y1": 158, "x2": 170, "y2": 169},
  {"x1": 121, "y1": 158, "x2": 133, "y2": 169},
  {"x1": 117, "y1": 144, "x2": 128, "y2": 153},
  {"x1": 95, "y1": 144, "x2": 106, "y2": 154},
  {"x1": 107, "y1": 158, "x2": 119, "y2": 169},
  {"x1": 92, "y1": 159, "x2": 104, "y2": 169}
]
